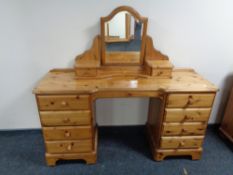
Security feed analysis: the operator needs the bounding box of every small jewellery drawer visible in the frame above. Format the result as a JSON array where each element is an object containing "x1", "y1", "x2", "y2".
[
  {"x1": 160, "y1": 136, "x2": 204, "y2": 149},
  {"x1": 37, "y1": 95, "x2": 90, "y2": 111},
  {"x1": 40, "y1": 111, "x2": 91, "y2": 126},
  {"x1": 164, "y1": 108, "x2": 211, "y2": 122},
  {"x1": 162, "y1": 122, "x2": 207, "y2": 136},
  {"x1": 43, "y1": 126, "x2": 92, "y2": 140},
  {"x1": 45, "y1": 140, "x2": 92, "y2": 154},
  {"x1": 166, "y1": 93, "x2": 215, "y2": 108}
]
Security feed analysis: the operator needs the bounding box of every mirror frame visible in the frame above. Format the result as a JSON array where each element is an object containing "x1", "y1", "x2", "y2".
[{"x1": 101, "y1": 6, "x2": 148, "y2": 66}]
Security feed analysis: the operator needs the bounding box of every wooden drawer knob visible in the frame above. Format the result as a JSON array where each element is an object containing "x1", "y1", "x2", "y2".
[
  {"x1": 61, "y1": 101, "x2": 68, "y2": 106},
  {"x1": 65, "y1": 131, "x2": 71, "y2": 137},
  {"x1": 183, "y1": 115, "x2": 194, "y2": 121},
  {"x1": 67, "y1": 144, "x2": 72, "y2": 151},
  {"x1": 179, "y1": 141, "x2": 185, "y2": 147},
  {"x1": 181, "y1": 128, "x2": 186, "y2": 133},
  {"x1": 182, "y1": 115, "x2": 188, "y2": 122},
  {"x1": 184, "y1": 95, "x2": 193, "y2": 107},
  {"x1": 63, "y1": 118, "x2": 70, "y2": 123},
  {"x1": 188, "y1": 95, "x2": 193, "y2": 102}
]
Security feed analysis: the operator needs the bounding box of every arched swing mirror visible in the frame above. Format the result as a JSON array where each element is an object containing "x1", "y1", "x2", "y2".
[{"x1": 101, "y1": 6, "x2": 148, "y2": 65}]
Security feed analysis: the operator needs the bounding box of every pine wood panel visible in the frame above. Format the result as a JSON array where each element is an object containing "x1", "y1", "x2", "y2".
[
  {"x1": 74, "y1": 34, "x2": 173, "y2": 78},
  {"x1": 45, "y1": 128, "x2": 98, "y2": 166},
  {"x1": 43, "y1": 126, "x2": 92, "y2": 140},
  {"x1": 164, "y1": 108, "x2": 211, "y2": 122},
  {"x1": 37, "y1": 95, "x2": 90, "y2": 111},
  {"x1": 33, "y1": 69, "x2": 218, "y2": 95},
  {"x1": 162, "y1": 122, "x2": 207, "y2": 136},
  {"x1": 147, "y1": 124, "x2": 203, "y2": 161},
  {"x1": 151, "y1": 69, "x2": 172, "y2": 77},
  {"x1": 147, "y1": 97, "x2": 166, "y2": 148},
  {"x1": 76, "y1": 68, "x2": 97, "y2": 77},
  {"x1": 146, "y1": 60, "x2": 172, "y2": 68},
  {"x1": 166, "y1": 93, "x2": 215, "y2": 108},
  {"x1": 160, "y1": 136, "x2": 204, "y2": 149},
  {"x1": 145, "y1": 59, "x2": 173, "y2": 78},
  {"x1": 105, "y1": 52, "x2": 140, "y2": 65},
  {"x1": 154, "y1": 148, "x2": 202, "y2": 161},
  {"x1": 45, "y1": 140, "x2": 92, "y2": 154},
  {"x1": 40, "y1": 111, "x2": 91, "y2": 126},
  {"x1": 93, "y1": 91, "x2": 162, "y2": 99}
]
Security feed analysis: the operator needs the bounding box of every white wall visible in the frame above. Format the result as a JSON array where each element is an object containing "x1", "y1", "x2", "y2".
[{"x1": 1, "y1": 0, "x2": 233, "y2": 129}]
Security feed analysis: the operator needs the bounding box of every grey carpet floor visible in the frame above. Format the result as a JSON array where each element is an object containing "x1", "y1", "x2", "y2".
[{"x1": 0, "y1": 126, "x2": 232, "y2": 175}]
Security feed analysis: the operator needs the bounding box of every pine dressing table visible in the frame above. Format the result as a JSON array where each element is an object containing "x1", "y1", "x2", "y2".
[{"x1": 33, "y1": 6, "x2": 218, "y2": 166}]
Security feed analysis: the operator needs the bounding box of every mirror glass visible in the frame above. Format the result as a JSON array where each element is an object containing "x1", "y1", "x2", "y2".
[{"x1": 104, "y1": 11, "x2": 143, "y2": 64}]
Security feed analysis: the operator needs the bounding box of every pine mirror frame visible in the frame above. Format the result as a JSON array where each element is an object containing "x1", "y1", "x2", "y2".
[{"x1": 100, "y1": 6, "x2": 148, "y2": 66}]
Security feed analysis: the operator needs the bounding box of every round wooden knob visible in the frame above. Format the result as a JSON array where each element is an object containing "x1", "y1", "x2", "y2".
[
  {"x1": 63, "y1": 118, "x2": 70, "y2": 123},
  {"x1": 65, "y1": 131, "x2": 71, "y2": 137},
  {"x1": 61, "y1": 101, "x2": 68, "y2": 106},
  {"x1": 179, "y1": 141, "x2": 185, "y2": 147},
  {"x1": 67, "y1": 144, "x2": 72, "y2": 151},
  {"x1": 181, "y1": 128, "x2": 186, "y2": 133},
  {"x1": 184, "y1": 115, "x2": 194, "y2": 121},
  {"x1": 183, "y1": 115, "x2": 188, "y2": 122},
  {"x1": 188, "y1": 95, "x2": 193, "y2": 103}
]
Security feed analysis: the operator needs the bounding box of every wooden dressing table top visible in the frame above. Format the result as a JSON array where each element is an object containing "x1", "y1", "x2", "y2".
[{"x1": 33, "y1": 68, "x2": 217, "y2": 95}]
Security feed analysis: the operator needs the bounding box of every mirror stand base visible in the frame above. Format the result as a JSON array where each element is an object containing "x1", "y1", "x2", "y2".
[{"x1": 74, "y1": 35, "x2": 173, "y2": 79}]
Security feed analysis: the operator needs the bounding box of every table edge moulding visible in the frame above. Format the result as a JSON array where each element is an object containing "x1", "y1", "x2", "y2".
[{"x1": 33, "y1": 6, "x2": 218, "y2": 166}]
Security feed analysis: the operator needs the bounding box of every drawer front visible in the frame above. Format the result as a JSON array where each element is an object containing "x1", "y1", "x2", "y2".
[
  {"x1": 45, "y1": 140, "x2": 92, "y2": 154},
  {"x1": 164, "y1": 108, "x2": 211, "y2": 122},
  {"x1": 43, "y1": 126, "x2": 92, "y2": 140},
  {"x1": 40, "y1": 111, "x2": 91, "y2": 126},
  {"x1": 37, "y1": 95, "x2": 90, "y2": 111},
  {"x1": 162, "y1": 122, "x2": 207, "y2": 136},
  {"x1": 160, "y1": 136, "x2": 204, "y2": 149},
  {"x1": 166, "y1": 93, "x2": 215, "y2": 108},
  {"x1": 151, "y1": 69, "x2": 172, "y2": 77}
]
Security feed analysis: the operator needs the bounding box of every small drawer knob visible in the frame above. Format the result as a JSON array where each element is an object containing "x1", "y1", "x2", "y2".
[
  {"x1": 61, "y1": 101, "x2": 68, "y2": 106},
  {"x1": 67, "y1": 144, "x2": 72, "y2": 151},
  {"x1": 63, "y1": 118, "x2": 70, "y2": 123},
  {"x1": 179, "y1": 141, "x2": 185, "y2": 147},
  {"x1": 65, "y1": 131, "x2": 71, "y2": 137},
  {"x1": 188, "y1": 95, "x2": 193, "y2": 102},
  {"x1": 184, "y1": 115, "x2": 194, "y2": 121},
  {"x1": 181, "y1": 128, "x2": 186, "y2": 133},
  {"x1": 184, "y1": 96, "x2": 193, "y2": 107},
  {"x1": 182, "y1": 115, "x2": 188, "y2": 122}
]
